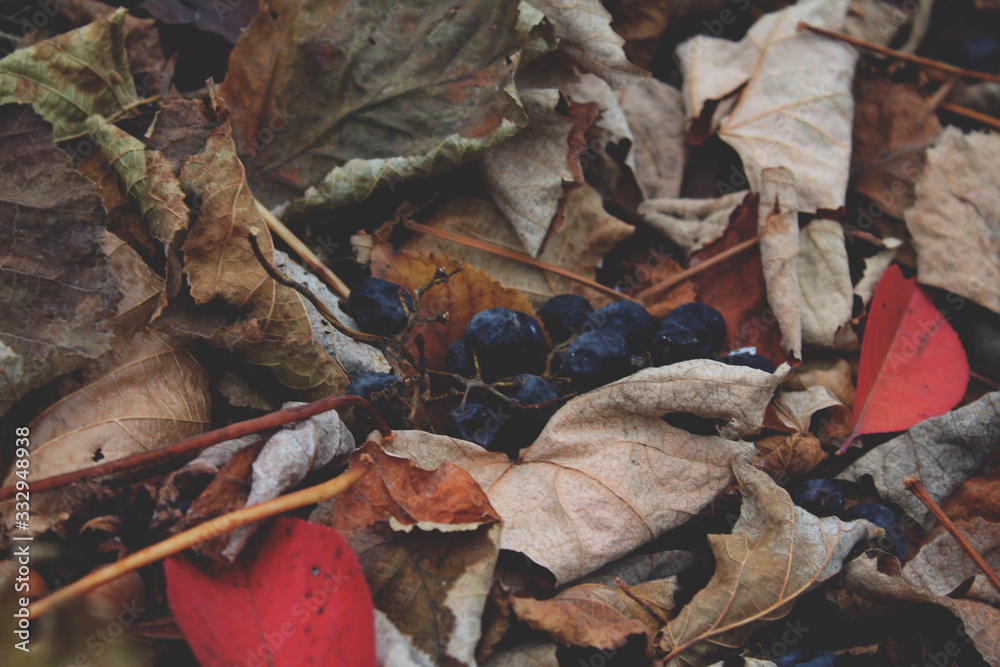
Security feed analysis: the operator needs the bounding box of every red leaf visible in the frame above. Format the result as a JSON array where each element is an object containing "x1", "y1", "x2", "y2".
[
  {"x1": 165, "y1": 517, "x2": 376, "y2": 667},
  {"x1": 841, "y1": 264, "x2": 968, "y2": 452}
]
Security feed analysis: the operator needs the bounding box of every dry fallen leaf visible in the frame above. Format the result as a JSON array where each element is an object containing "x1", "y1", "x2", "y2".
[
  {"x1": 1, "y1": 234, "x2": 211, "y2": 537},
  {"x1": 838, "y1": 392, "x2": 1000, "y2": 529},
  {"x1": 758, "y1": 167, "x2": 802, "y2": 359},
  {"x1": 849, "y1": 71, "x2": 941, "y2": 220},
  {"x1": 378, "y1": 360, "x2": 789, "y2": 584},
  {"x1": 639, "y1": 191, "x2": 748, "y2": 256},
  {"x1": 153, "y1": 106, "x2": 349, "y2": 397},
  {"x1": 0, "y1": 8, "x2": 139, "y2": 140},
  {"x1": 482, "y1": 642, "x2": 558, "y2": 667},
  {"x1": 677, "y1": 0, "x2": 857, "y2": 216},
  {"x1": 480, "y1": 88, "x2": 578, "y2": 257},
  {"x1": 903, "y1": 517, "x2": 1000, "y2": 602},
  {"x1": 618, "y1": 76, "x2": 687, "y2": 201},
  {"x1": 798, "y1": 219, "x2": 856, "y2": 350},
  {"x1": 840, "y1": 553, "x2": 1000, "y2": 665},
  {"x1": 532, "y1": 0, "x2": 647, "y2": 91},
  {"x1": 402, "y1": 186, "x2": 634, "y2": 309},
  {"x1": 0, "y1": 105, "x2": 121, "y2": 417},
  {"x1": 904, "y1": 128, "x2": 1000, "y2": 315},
  {"x1": 316, "y1": 443, "x2": 501, "y2": 667},
  {"x1": 221, "y1": 0, "x2": 527, "y2": 210},
  {"x1": 370, "y1": 240, "x2": 539, "y2": 370},
  {"x1": 509, "y1": 581, "x2": 663, "y2": 652},
  {"x1": 656, "y1": 459, "x2": 880, "y2": 667}
]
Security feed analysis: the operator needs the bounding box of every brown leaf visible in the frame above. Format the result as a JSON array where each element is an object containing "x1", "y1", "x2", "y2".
[
  {"x1": 904, "y1": 128, "x2": 1000, "y2": 315},
  {"x1": 153, "y1": 107, "x2": 348, "y2": 397},
  {"x1": 1, "y1": 234, "x2": 211, "y2": 537},
  {"x1": 656, "y1": 460, "x2": 880, "y2": 666},
  {"x1": 766, "y1": 386, "x2": 851, "y2": 440},
  {"x1": 533, "y1": 0, "x2": 647, "y2": 90},
  {"x1": 849, "y1": 71, "x2": 941, "y2": 219},
  {"x1": 840, "y1": 553, "x2": 1000, "y2": 665},
  {"x1": 370, "y1": 241, "x2": 539, "y2": 370},
  {"x1": 838, "y1": 392, "x2": 1000, "y2": 529},
  {"x1": 317, "y1": 442, "x2": 501, "y2": 666},
  {"x1": 219, "y1": 0, "x2": 526, "y2": 209},
  {"x1": 689, "y1": 193, "x2": 788, "y2": 365},
  {"x1": 510, "y1": 583, "x2": 658, "y2": 651},
  {"x1": 402, "y1": 186, "x2": 634, "y2": 310},
  {"x1": 753, "y1": 432, "x2": 826, "y2": 483},
  {"x1": 941, "y1": 467, "x2": 1000, "y2": 525},
  {"x1": 904, "y1": 517, "x2": 1000, "y2": 604},
  {"x1": 138, "y1": 0, "x2": 259, "y2": 43},
  {"x1": 378, "y1": 361, "x2": 789, "y2": 584},
  {"x1": 784, "y1": 358, "x2": 856, "y2": 409},
  {"x1": 480, "y1": 88, "x2": 579, "y2": 257},
  {"x1": 0, "y1": 105, "x2": 121, "y2": 417}
]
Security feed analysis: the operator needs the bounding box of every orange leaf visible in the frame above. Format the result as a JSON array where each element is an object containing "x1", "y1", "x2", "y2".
[{"x1": 370, "y1": 242, "x2": 539, "y2": 371}]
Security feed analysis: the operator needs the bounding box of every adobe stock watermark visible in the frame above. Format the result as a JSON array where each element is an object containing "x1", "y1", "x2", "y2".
[{"x1": 54, "y1": 598, "x2": 146, "y2": 667}]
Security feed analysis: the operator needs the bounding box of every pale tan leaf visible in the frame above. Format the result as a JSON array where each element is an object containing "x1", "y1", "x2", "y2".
[
  {"x1": 841, "y1": 553, "x2": 1000, "y2": 665},
  {"x1": 677, "y1": 0, "x2": 858, "y2": 213},
  {"x1": 377, "y1": 361, "x2": 789, "y2": 584},
  {"x1": 532, "y1": 0, "x2": 647, "y2": 90},
  {"x1": 1, "y1": 234, "x2": 210, "y2": 537},
  {"x1": 656, "y1": 460, "x2": 881, "y2": 667},
  {"x1": 844, "y1": 0, "x2": 934, "y2": 52},
  {"x1": 904, "y1": 517, "x2": 1000, "y2": 599},
  {"x1": 618, "y1": 76, "x2": 686, "y2": 201},
  {"x1": 853, "y1": 242, "x2": 899, "y2": 308},
  {"x1": 482, "y1": 642, "x2": 558, "y2": 667},
  {"x1": 402, "y1": 186, "x2": 633, "y2": 309},
  {"x1": 639, "y1": 191, "x2": 748, "y2": 256},
  {"x1": 758, "y1": 167, "x2": 802, "y2": 359},
  {"x1": 375, "y1": 611, "x2": 436, "y2": 667},
  {"x1": 481, "y1": 88, "x2": 576, "y2": 257},
  {"x1": 838, "y1": 392, "x2": 1000, "y2": 529},
  {"x1": 770, "y1": 386, "x2": 849, "y2": 435},
  {"x1": 785, "y1": 358, "x2": 856, "y2": 409},
  {"x1": 798, "y1": 219, "x2": 855, "y2": 349},
  {"x1": 904, "y1": 128, "x2": 1000, "y2": 315}
]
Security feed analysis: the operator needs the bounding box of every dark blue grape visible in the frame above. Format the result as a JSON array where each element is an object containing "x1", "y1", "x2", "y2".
[
  {"x1": 723, "y1": 352, "x2": 777, "y2": 373},
  {"x1": 775, "y1": 649, "x2": 839, "y2": 667},
  {"x1": 651, "y1": 320, "x2": 709, "y2": 366},
  {"x1": 564, "y1": 330, "x2": 631, "y2": 390},
  {"x1": 538, "y1": 294, "x2": 593, "y2": 343},
  {"x1": 791, "y1": 479, "x2": 845, "y2": 517},
  {"x1": 585, "y1": 301, "x2": 655, "y2": 352},
  {"x1": 344, "y1": 372, "x2": 408, "y2": 428},
  {"x1": 346, "y1": 277, "x2": 414, "y2": 337},
  {"x1": 496, "y1": 374, "x2": 559, "y2": 455},
  {"x1": 464, "y1": 308, "x2": 525, "y2": 381},
  {"x1": 444, "y1": 402, "x2": 502, "y2": 450},
  {"x1": 445, "y1": 339, "x2": 474, "y2": 377},
  {"x1": 845, "y1": 503, "x2": 906, "y2": 560},
  {"x1": 513, "y1": 311, "x2": 547, "y2": 375},
  {"x1": 664, "y1": 302, "x2": 726, "y2": 352}
]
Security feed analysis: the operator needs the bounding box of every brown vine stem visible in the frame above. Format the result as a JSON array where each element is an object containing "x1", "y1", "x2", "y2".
[
  {"x1": 29, "y1": 461, "x2": 372, "y2": 619},
  {"x1": 904, "y1": 476, "x2": 1000, "y2": 594},
  {"x1": 402, "y1": 219, "x2": 641, "y2": 304},
  {"x1": 938, "y1": 102, "x2": 1000, "y2": 131},
  {"x1": 799, "y1": 23, "x2": 1000, "y2": 84},
  {"x1": 254, "y1": 199, "x2": 351, "y2": 299},
  {"x1": 0, "y1": 396, "x2": 390, "y2": 502},
  {"x1": 635, "y1": 237, "x2": 759, "y2": 303}
]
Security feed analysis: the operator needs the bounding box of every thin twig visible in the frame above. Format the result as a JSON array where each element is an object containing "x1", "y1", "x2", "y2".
[
  {"x1": 29, "y1": 462, "x2": 371, "y2": 619},
  {"x1": 402, "y1": 219, "x2": 640, "y2": 304},
  {"x1": 904, "y1": 476, "x2": 1000, "y2": 594},
  {"x1": 248, "y1": 229, "x2": 384, "y2": 346},
  {"x1": 800, "y1": 23, "x2": 1000, "y2": 83},
  {"x1": 0, "y1": 396, "x2": 390, "y2": 502},
  {"x1": 938, "y1": 102, "x2": 1000, "y2": 131},
  {"x1": 635, "y1": 237, "x2": 759, "y2": 302},
  {"x1": 254, "y1": 200, "x2": 351, "y2": 299}
]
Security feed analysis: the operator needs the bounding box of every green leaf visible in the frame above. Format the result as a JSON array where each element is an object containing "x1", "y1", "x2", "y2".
[
  {"x1": 218, "y1": 0, "x2": 528, "y2": 210},
  {"x1": 0, "y1": 8, "x2": 139, "y2": 140}
]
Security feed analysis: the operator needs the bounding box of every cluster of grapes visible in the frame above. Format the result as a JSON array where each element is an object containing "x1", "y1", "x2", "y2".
[{"x1": 340, "y1": 276, "x2": 776, "y2": 456}]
